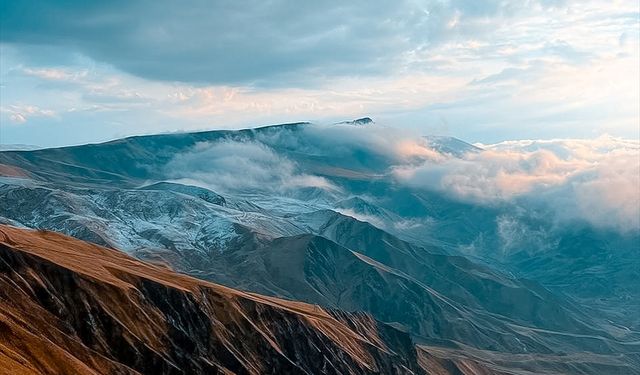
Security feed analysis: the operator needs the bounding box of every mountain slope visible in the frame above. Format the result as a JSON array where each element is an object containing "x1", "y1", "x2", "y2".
[
  {"x1": 2, "y1": 177, "x2": 623, "y2": 356},
  {"x1": 0, "y1": 224, "x2": 428, "y2": 375},
  {"x1": 0, "y1": 123, "x2": 307, "y2": 186},
  {"x1": 3, "y1": 225, "x2": 635, "y2": 375},
  {"x1": 295, "y1": 210, "x2": 594, "y2": 333},
  {"x1": 173, "y1": 231, "x2": 637, "y2": 358}
]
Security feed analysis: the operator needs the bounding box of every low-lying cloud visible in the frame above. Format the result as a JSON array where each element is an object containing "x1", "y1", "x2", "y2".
[
  {"x1": 165, "y1": 124, "x2": 639, "y2": 233},
  {"x1": 166, "y1": 139, "x2": 338, "y2": 194},
  {"x1": 255, "y1": 121, "x2": 444, "y2": 167},
  {"x1": 395, "y1": 136, "x2": 640, "y2": 232}
]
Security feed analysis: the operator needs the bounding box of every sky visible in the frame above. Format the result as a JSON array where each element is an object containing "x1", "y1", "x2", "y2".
[{"x1": 0, "y1": 0, "x2": 638, "y2": 147}]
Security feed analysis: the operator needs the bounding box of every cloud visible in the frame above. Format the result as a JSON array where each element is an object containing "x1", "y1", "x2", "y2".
[
  {"x1": 164, "y1": 123, "x2": 443, "y2": 198},
  {"x1": 334, "y1": 208, "x2": 387, "y2": 229},
  {"x1": 394, "y1": 136, "x2": 640, "y2": 232},
  {"x1": 256, "y1": 122, "x2": 445, "y2": 168},
  {"x1": 165, "y1": 139, "x2": 338, "y2": 194},
  {"x1": 22, "y1": 67, "x2": 88, "y2": 81},
  {"x1": 160, "y1": 124, "x2": 639, "y2": 233},
  {"x1": 162, "y1": 121, "x2": 458, "y2": 209},
  {"x1": 0, "y1": 0, "x2": 578, "y2": 86},
  {"x1": 0, "y1": 104, "x2": 56, "y2": 124},
  {"x1": 0, "y1": 1, "x2": 637, "y2": 149},
  {"x1": 496, "y1": 214, "x2": 558, "y2": 256}
]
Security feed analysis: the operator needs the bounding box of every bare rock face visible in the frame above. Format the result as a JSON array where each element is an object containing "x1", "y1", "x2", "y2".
[{"x1": 0, "y1": 225, "x2": 428, "y2": 375}]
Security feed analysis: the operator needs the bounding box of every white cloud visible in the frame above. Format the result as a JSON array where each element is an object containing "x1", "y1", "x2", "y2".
[
  {"x1": 0, "y1": 1, "x2": 637, "y2": 148},
  {"x1": 165, "y1": 139, "x2": 339, "y2": 194},
  {"x1": 394, "y1": 136, "x2": 640, "y2": 232},
  {"x1": 334, "y1": 208, "x2": 387, "y2": 229},
  {"x1": 22, "y1": 67, "x2": 88, "y2": 81},
  {"x1": 0, "y1": 104, "x2": 56, "y2": 124},
  {"x1": 496, "y1": 214, "x2": 558, "y2": 256},
  {"x1": 256, "y1": 122, "x2": 447, "y2": 167},
  {"x1": 165, "y1": 125, "x2": 639, "y2": 233}
]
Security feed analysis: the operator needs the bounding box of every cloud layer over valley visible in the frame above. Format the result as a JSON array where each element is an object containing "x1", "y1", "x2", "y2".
[
  {"x1": 165, "y1": 124, "x2": 640, "y2": 233},
  {"x1": 396, "y1": 135, "x2": 640, "y2": 232},
  {"x1": 166, "y1": 139, "x2": 339, "y2": 194}
]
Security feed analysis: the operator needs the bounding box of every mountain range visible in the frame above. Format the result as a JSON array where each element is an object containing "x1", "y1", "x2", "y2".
[{"x1": 1, "y1": 120, "x2": 638, "y2": 374}]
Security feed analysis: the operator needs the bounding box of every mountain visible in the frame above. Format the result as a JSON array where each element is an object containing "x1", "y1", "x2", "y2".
[
  {"x1": 1, "y1": 121, "x2": 639, "y2": 374},
  {"x1": 0, "y1": 173, "x2": 620, "y2": 354},
  {"x1": 0, "y1": 144, "x2": 41, "y2": 151},
  {"x1": 423, "y1": 135, "x2": 482, "y2": 157},
  {"x1": 3, "y1": 225, "x2": 635, "y2": 375},
  {"x1": 0, "y1": 225, "x2": 429, "y2": 375},
  {"x1": 336, "y1": 117, "x2": 375, "y2": 126},
  {"x1": 139, "y1": 181, "x2": 227, "y2": 206}
]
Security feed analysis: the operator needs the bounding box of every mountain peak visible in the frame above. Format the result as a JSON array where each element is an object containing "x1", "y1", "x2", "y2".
[
  {"x1": 423, "y1": 135, "x2": 482, "y2": 157},
  {"x1": 337, "y1": 117, "x2": 374, "y2": 126}
]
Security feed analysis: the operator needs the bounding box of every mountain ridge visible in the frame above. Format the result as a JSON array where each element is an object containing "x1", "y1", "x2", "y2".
[{"x1": 0, "y1": 224, "x2": 430, "y2": 375}]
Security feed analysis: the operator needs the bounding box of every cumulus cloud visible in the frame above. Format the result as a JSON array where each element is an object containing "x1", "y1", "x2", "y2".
[
  {"x1": 395, "y1": 148, "x2": 587, "y2": 199},
  {"x1": 394, "y1": 136, "x2": 640, "y2": 232}
]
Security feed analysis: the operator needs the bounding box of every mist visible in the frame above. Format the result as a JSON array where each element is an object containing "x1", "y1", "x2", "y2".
[{"x1": 166, "y1": 123, "x2": 640, "y2": 233}]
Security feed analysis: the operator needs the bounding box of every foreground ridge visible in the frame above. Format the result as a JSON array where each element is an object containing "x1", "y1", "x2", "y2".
[{"x1": 0, "y1": 224, "x2": 496, "y2": 375}]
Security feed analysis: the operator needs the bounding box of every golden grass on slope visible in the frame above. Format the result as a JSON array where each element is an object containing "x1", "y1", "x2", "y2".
[{"x1": 0, "y1": 225, "x2": 405, "y2": 375}]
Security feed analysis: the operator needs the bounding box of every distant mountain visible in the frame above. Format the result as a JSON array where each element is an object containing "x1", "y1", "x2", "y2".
[
  {"x1": 0, "y1": 143, "x2": 41, "y2": 151},
  {"x1": 423, "y1": 135, "x2": 482, "y2": 157},
  {"x1": 336, "y1": 117, "x2": 375, "y2": 126}
]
